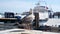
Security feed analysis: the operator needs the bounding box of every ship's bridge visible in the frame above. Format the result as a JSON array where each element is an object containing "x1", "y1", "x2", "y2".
[{"x1": 33, "y1": 6, "x2": 49, "y2": 20}]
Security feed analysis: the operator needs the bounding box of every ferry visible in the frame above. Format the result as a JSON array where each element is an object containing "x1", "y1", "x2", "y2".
[{"x1": 20, "y1": 1, "x2": 60, "y2": 32}]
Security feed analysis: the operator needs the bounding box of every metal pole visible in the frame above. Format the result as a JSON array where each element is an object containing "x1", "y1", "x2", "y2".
[{"x1": 34, "y1": 12, "x2": 39, "y2": 28}]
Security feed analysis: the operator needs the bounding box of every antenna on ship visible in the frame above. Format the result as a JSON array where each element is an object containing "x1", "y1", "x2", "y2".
[
  {"x1": 36, "y1": 0, "x2": 48, "y2": 10},
  {"x1": 36, "y1": 0, "x2": 48, "y2": 6},
  {"x1": 36, "y1": 1, "x2": 40, "y2": 6}
]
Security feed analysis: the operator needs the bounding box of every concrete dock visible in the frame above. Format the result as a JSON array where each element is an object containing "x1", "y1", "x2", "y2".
[{"x1": 0, "y1": 29, "x2": 60, "y2": 34}]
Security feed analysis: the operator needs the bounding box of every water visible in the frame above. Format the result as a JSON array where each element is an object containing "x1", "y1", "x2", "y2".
[
  {"x1": 0, "y1": 20, "x2": 47, "y2": 30},
  {"x1": 0, "y1": 22, "x2": 18, "y2": 30}
]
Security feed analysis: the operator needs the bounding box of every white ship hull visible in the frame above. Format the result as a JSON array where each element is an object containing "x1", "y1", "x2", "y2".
[{"x1": 43, "y1": 18, "x2": 60, "y2": 27}]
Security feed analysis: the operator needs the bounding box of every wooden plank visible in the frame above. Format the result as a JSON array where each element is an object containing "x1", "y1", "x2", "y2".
[
  {"x1": 0, "y1": 18, "x2": 17, "y2": 22},
  {"x1": 0, "y1": 18, "x2": 17, "y2": 20}
]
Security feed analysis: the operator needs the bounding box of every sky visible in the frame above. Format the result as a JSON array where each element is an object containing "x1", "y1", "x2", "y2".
[{"x1": 0, "y1": 0, "x2": 60, "y2": 13}]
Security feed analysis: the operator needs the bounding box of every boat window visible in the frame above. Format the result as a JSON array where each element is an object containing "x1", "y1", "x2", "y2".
[
  {"x1": 52, "y1": 25, "x2": 53, "y2": 27},
  {"x1": 58, "y1": 16, "x2": 60, "y2": 18},
  {"x1": 58, "y1": 25, "x2": 60, "y2": 28},
  {"x1": 39, "y1": 10, "x2": 47, "y2": 13},
  {"x1": 55, "y1": 25, "x2": 57, "y2": 27},
  {"x1": 53, "y1": 15, "x2": 60, "y2": 18},
  {"x1": 53, "y1": 12, "x2": 60, "y2": 18},
  {"x1": 54, "y1": 16, "x2": 58, "y2": 18},
  {"x1": 39, "y1": 20, "x2": 48, "y2": 23}
]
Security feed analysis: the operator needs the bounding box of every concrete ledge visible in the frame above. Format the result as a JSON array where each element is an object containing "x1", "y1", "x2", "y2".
[{"x1": 0, "y1": 29, "x2": 60, "y2": 34}]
